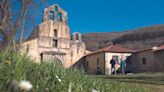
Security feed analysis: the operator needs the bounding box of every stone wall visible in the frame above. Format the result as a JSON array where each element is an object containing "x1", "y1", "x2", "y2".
[
  {"x1": 86, "y1": 53, "x2": 105, "y2": 75},
  {"x1": 21, "y1": 4, "x2": 87, "y2": 68},
  {"x1": 127, "y1": 50, "x2": 155, "y2": 72},
  {"x1": 21, "y1": 39, "x2": 40, "y2": 63},
  {"x1": 154, "y1": 50, "x2": 164, "y2": 72}
]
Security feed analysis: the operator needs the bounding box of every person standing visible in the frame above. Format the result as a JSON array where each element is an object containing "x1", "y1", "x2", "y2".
[
  {"x1": 110, "y1": 57, "x2": 116, "y2": 75},
  {"x1": 120, "y1": 58, "x2": 126, "y2": 74},
  {"x1": 96, "y1": 66, "x2": 102, "y2": 75}
]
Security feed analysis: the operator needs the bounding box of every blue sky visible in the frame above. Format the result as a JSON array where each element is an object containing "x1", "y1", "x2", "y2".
[{"x1": 30, "y1": 0, "x2": 164, "y2": 34}]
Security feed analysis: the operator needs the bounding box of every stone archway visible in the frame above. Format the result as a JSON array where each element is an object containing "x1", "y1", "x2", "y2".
[
  {"x1": 52, "y1": 57, "x2": 63, "y2": 65},
  {"x1": 41, "y1": 51, "x2": 66, "y2": 66}
]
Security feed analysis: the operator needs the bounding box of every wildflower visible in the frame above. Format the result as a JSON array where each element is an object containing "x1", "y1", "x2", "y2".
[
  {"x1": 58, "y1": 78, "x2": 61, "y2": 83},
  {"x1": 4, "y1": 60, "x2": 11, "y2": 64},
  {"x1": 19, "y1": 80, "x2": 33, "y2": 91},
  {"x1": 55, "y1": 75, "x2": 62, "y2": 83},
  {"x1": 55, "y1": 75, "x2": 59, "y2": 79},
  {"x1": 92, "y1": 89, "x2": 99, "y2": 92}
]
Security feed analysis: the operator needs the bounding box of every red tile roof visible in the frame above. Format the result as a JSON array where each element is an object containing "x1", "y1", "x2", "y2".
[
  {"x1": 105, "y1": 45, "x2": 134, "y2": 53},
  {"x1": 159, "y1": 45, "x2": 164, "y2": 50},
  {"x1": 154, "y1": 45, "x2": 164, "y2": 51},
  {"x1": 87, "y1": 45, "x2": 133, "y2": 56},
  {"x1": 133, "y1": 45, "x2": 164, "y2": 53},
  {"x1": 134, "y1": 48, "x2": 152, "y2": 53}
]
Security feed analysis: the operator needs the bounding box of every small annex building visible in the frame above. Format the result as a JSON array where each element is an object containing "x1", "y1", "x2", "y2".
[
  {"x1": 85, "y1": 45, "x2": 133, "y2": 75},
  {"x1": 126, "y1": 45, "x2": 164, "y2": 73}
]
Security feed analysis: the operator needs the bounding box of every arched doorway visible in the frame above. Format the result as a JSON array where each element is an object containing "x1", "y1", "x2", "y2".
[
  {"x1": 41, "y1": 51, "x2": 65, "y2": 66},
  {"x1": 52, "y1": 57, "x2": 62, "y2": 65}
]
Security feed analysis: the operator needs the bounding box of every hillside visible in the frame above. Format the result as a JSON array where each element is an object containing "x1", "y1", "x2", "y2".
[{"x1": 82, "y1": 25, "x2": 164, "y2": 51}]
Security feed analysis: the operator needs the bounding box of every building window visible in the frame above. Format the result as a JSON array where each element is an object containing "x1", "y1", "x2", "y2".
[
  {"x1": 57, "y1": 13, "x2": 62, "y2": 21},
  {"x1": 85, "y1": 61, "x2": 89, "y2": 71},
  {"x1": 48, "y1": 11, "x2": 54, "y2": 20},
  {"x1": 97, "y1": 58, "x2": 100, "y2": 68},
  {"x1": 75, "y1": 33, "x2": 79, "y2": 40},
  {"x1": 26, "y1": 44, "x2": 30, "y2": 53},
  {"x1": 40, "y1": 53, "x2": 43, "y2": 62},
  {"x1": 142, "y1": 57, "x2": 146, "y2": 65},
  {"x1": 54, "y1": 6, "x2": 58, "y2": 12},
  {"x1": 54, "y1": 29, "x2": 57, "y2": 37},
  {"x1": 52, "y1": 39, "x2": 58, "y2": 47},
  {"x1": 86, "y1": 61, "x2": 88, "y2": 67}
]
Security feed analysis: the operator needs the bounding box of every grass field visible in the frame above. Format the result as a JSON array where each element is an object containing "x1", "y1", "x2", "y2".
[
  {"x1": 0, "y1": 49, "x2": 158, "y2": 92},
  {"x1": 108, "y1": 73, "x2": 164, "y2": 85},
  {"x1": 95, "y1": 73, "x2": 164, "y2": 92}
]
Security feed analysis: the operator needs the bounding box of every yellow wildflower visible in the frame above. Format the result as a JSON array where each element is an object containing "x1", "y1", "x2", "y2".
[{"x1": 4, "y1": 60, "x2": 11, "y2": 65}]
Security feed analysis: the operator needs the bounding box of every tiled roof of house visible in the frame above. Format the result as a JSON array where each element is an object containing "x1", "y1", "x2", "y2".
[
  {"x1": 159, "y1": 45, "x2": 164, "y2": 49},
  {"x1": 102, "y1": 45, "x2": 134, "y2": 53},
  {"x1": 133, "y1": 48, "x2": 153, "y2": 53},
  {"x1": 154, "y1": 45, "x2": 164, "y2": 51},
  {"x1": 134, "y1": 45, "x2": 164, "y2": 53},
  {"x1": 86, "y1": 45, "x2": 133, "y2": 56}
]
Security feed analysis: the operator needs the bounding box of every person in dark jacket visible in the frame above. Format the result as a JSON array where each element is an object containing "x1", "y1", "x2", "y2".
[
  {"x1": 96, "y1": 67, "x2": 102, "y2": 75},
  {"x1": 110, "y1": 57, "x2": 116, "y2": 75}
]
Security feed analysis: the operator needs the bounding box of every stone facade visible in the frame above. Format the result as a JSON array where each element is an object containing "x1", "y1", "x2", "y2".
[
  {"x1": 154, "y1": 49, "x2": 164, "y2": 72},
  {"x1": 126, "y1": 49, "x2": 155, "y2": 72},
  {"x1": 127, "y1": 46, "x2": 164, "y2": 73},
  {"x1": 21, "y1": 4, "x2": 86, "y2": 68}
]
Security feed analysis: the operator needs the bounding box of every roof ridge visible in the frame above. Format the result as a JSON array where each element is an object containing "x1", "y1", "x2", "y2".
[{"x1": 103, "y1": 45, "x2": 113, "y2": 51}]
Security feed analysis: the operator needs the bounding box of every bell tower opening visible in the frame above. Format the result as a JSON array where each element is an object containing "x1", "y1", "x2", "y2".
[
  {"x1": 54, "y1": 5, "x2": 58, "y2": 12},
  {"x1": 43, "y1": 4, "x2": 67, "y2": 23},
  {"x1": 72, "y1": 32, "x2": 82, "y2": 42},
  {"x1": 57, "y1": 13, "x2": 62, "y2": 21},
  {"x1": 48, "y1": 11, "x2": 54, "y2": 21}
]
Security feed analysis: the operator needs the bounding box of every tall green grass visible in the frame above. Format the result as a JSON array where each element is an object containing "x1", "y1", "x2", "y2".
[{"x1": 0, "y1": 49, "x2": 150, "y2": 92}]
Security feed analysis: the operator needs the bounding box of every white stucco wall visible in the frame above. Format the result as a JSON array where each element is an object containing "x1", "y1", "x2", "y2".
[{"x1": 105, "y1": 52, "x2": 131, "y2": 75}]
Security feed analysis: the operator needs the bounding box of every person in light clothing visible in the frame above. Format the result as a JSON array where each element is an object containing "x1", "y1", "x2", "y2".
[{"x1": 120, "y1": 58, "x2": 126, "y2": 74}]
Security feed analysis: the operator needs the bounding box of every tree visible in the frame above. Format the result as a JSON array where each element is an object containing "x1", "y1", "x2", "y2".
[
  {"x1": 0, "y1": 0, "x2": 49, "y2": 50},
  {"x1": 19, "y1": 0, "x2": 31, "y2": 49}
]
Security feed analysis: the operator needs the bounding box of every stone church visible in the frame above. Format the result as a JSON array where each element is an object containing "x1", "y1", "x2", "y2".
[{"x1": 21, "y1": 4, "x2": 86, "y2": 68}]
